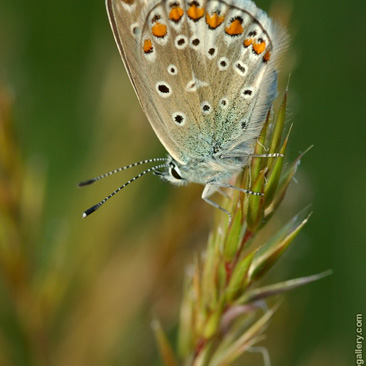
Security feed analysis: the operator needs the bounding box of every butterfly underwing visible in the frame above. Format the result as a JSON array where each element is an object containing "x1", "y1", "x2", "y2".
[{"x1": 79, "y1": 0, "x2": 287, "y2": 218}]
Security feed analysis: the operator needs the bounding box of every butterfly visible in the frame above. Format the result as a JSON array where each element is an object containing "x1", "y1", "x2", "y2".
[{"x1": 79, "y1": 0, "x2": 287, "y2": 219}]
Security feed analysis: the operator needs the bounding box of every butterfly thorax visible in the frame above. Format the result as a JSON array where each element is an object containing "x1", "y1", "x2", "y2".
[{"x1": 162, "y1": 139, "x2": 255, "y2": 186}]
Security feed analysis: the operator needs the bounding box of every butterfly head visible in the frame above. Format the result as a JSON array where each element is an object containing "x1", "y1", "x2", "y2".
[{"x1": 153, "y1": 156, "x2": 187, "y2": 186}]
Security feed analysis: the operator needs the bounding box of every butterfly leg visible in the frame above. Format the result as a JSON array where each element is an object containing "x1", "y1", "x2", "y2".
[
  {"x1": 247, "y1": 153, "x2": 283, "y2": 186},
  {"x1": 250, "y1": 153, "x2": 284, "y2": 158},
  {"x1": 202, "y1": 184, "x2": 232, "y2": 223},
  {"x1": 209, "y1": 182, "x2": 264, "y2": 197}
]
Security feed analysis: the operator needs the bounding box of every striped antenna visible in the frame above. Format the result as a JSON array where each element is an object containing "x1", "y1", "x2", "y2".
[
  {"x1": 81, "y1": 163, "x2": 167, "y2": 218},
  {"x1": 78, "y1": 158, "x2": 168, "y2": 187}
]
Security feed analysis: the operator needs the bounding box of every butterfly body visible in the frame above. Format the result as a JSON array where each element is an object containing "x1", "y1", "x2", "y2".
[
  {"x1": 107, "y1": 0, "x2": 286, "y2": 183},
  {"x1": 162, "y1": 142, "x2": 254, "y2": 186},
  {"x1": 79, "y1": 0, "x2": 287, "y2": 218}
]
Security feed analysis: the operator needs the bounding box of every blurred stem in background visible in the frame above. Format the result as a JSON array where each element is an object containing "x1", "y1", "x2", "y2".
[{"x1": 0, "y1": 88, "x2": 49, "y2": 365}]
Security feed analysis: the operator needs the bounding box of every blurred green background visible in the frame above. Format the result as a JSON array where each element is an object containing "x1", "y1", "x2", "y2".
[{"x1": 0, "y1": 0, "x2": 365, "y2": 365}]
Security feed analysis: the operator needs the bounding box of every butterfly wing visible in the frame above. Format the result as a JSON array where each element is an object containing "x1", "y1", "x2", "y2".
[{"x1": 106, "y1": 0, "x2": 287, "y2": 164}]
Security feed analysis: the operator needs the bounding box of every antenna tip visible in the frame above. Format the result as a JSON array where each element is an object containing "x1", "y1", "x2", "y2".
[
  {"x1": 82, "y1": 203, "x2": 101, "y2": 218},
  {"x1": 78, "y1": 178, "x2": 96, "y2": 187}
]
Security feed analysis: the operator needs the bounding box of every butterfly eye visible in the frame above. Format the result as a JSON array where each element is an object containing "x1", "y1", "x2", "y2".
[{"x1": 170, "y1": 164, "x2": 183, "y2": 180}]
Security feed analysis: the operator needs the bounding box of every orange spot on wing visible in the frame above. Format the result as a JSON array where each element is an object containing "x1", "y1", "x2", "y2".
[
  {"x1": 243, "y1": 38, "x2": 254, "y2": 47},
  {"x1": 206, "y1": 12, "x2": 225, "y2": 29},
  {"x1": 169, "y1": 7, "x2": 184, "y2": 22},
  {"x1": 121, "y1": 0, "x2": 134, "y2": 3},
  {"x1": 263, "y1": 50, "x2": 271, "y2": 63},
  {"x1": 152, "y1": 22, "x2": 167, "y2": 38},
  {"x1": 253, "y1": 41, "x2": 266, "y2": 55},
  {"x1": 143, "y1": 39, "x2": 153, "y2": 53},
  {"x1": 187, "y1": 4, "x2": 205, "y2": 21},
  {"x1": 225, "y1": 18, "x2": 244, "y2": 36}
]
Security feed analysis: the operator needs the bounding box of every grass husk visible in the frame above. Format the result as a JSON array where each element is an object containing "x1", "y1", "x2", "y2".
[{"x1": 154, "y1": 91, "x2": 330, "y2": 365}]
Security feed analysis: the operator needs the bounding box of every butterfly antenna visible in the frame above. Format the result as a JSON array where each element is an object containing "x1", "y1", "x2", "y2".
[
  {"x1": 82, "y1": 163, "x2": 167, "y2": 218},
  {"x1": 78, "y1": 158, "x2": 168, "y2": 187}
]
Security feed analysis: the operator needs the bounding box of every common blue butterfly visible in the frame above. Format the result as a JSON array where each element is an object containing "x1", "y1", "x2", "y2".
[{"x1": 79, "y1": 0, "x2": 287, "y2": 219}]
